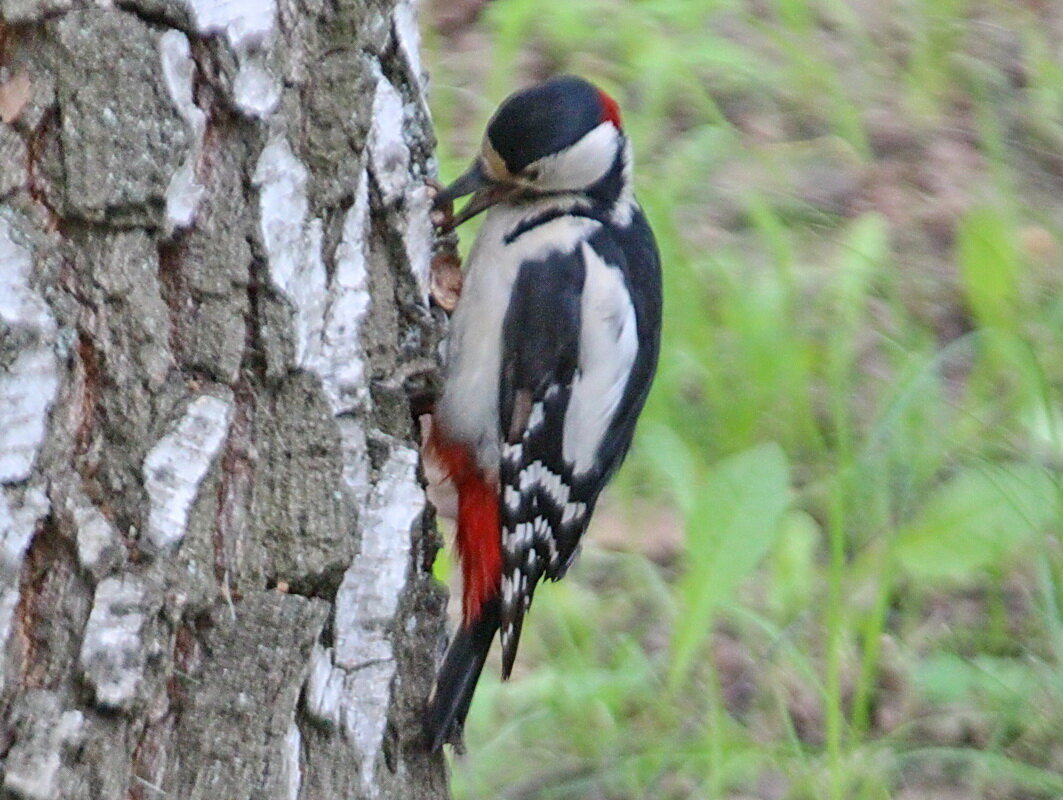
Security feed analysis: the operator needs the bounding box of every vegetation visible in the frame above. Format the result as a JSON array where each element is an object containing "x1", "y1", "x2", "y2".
[{"x1": 424, "y1": 1, "x2": 1063, "y2": 797}]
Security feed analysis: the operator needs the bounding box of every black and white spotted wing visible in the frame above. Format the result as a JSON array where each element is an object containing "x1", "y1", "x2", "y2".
[{"x1": 496, "y1": 224, "x2": 647, "y2": 678}]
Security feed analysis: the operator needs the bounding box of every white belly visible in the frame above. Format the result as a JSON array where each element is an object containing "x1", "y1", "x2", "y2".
[{"x1": 436, "y1": 206, "x2": 601, "y2": 470}]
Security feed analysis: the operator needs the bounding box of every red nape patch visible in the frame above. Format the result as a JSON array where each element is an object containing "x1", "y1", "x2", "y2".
[
  {"x1": 597, "y1": 89, "x2": 622, "y2": 128},
  {"x1": 425, "y1": 421, "x2": 501, "y2": 625}
]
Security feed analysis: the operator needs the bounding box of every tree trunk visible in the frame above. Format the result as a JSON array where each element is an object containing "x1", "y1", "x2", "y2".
[{"x1": 0, "y1": 0, "x2": 448, "y2": 798}]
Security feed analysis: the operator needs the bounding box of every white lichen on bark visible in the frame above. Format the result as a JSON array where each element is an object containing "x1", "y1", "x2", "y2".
[
  {"x1": 323, "y1": 169, "x2": 373, "y2": 413},
  {"x1": 0, "y1": 217, "x2": 60, "y2": 484},
  {"x1": 183, "y1": 0, "x2": 275, "y2": 49},
  {"x1": 304, "y1": 444, "x2": 423, "y2": 796},
  {"x1": 282, "y1": 721, "x2": 302, "y2": 800},
  {"x1": 342, "y1": 444, "x2": 423, "y2": 790},
  {"x1": 328, "y1": 171, "x2": 375, "y2": 501},
  {"x1": 252, "y1": 62, "x2": 435, "y2": 786},
  {"x1": 233, "y1": 59, "x2": 282, "y2": 117},
  {"x1": 78, "y1": 575, "x2": 155, "y2": 710},
  {"x1": 182, "y1": 0, "x2": 281, "y2": 118},
  {"x1": 0, "y1": 486, "x2": 49, "y2": 656},
  {"x1": 335, "y1": 444, "x2": 421, "y2": 668},
  {"x1": 256, "y1": 124, "x2": 425, "y2": 791},
  {"x1": 253, "y1": 134, "x2": 329, "y2": 371},
  {"x1": 368, "y1": 69, "x2": 411, "y2": 208},
  {"x1": 254, "y1": 137, "x2": 379, "y2": 499},
  {"x1": 2, "y1": 692, "x2": 83, "y2": 800},
  {"x1": 160, "y1": 29, "x2": 207, "y2": 232},
  {"x1": 367, "y1": 66, "x2": 433, "y2": 299},
  {"x1": 403, "y1": 183, "x2": 434, "y2": 301},
  {"x1": 62, "y1": 487, "x2": 123, "y2": 579},
  {"x1": 304, "y1": 642, "x2": 343, "y2": 720},
  {"x1": 143, "y1": 393, "x2": 234, "y2": 550},
  {"x1": 0, "y1": 217, "x2": 59, "y2": 663},
  {"x1": 392, "y1": 0, "x2": 425, "y2": 83}
]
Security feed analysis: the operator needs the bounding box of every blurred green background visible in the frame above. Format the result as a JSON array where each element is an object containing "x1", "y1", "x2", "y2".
[{"x1": 422, "y1": 1, "x2": 1063, "y2": 797}]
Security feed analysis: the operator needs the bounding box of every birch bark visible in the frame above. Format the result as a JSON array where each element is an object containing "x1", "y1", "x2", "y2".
[{"x1": 0, "y1": 0, "x2": 448, "y2": 797}]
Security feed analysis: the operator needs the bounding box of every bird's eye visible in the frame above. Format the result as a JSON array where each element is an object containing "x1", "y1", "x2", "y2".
[{"x1": 522, "y1": 167, "x2": 540, "y2": 182}]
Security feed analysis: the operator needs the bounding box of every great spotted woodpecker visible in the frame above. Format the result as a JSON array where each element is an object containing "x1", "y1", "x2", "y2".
[{"x1": 425, "y1": 75, "x2": 662, "y2": 750}]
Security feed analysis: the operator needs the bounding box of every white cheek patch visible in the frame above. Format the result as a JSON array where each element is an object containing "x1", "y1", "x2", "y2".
[
  {"x1": 530, "y1": 123, "x2": 620, "y2": 193},
  {"x1": 563, "y1": 242, "x2": 638, "y2": 476}
]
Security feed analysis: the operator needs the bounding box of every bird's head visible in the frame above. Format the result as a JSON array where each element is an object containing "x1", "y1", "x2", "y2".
[{"x1": 434, "y1": 76, "x2": 626, "y2": 229}]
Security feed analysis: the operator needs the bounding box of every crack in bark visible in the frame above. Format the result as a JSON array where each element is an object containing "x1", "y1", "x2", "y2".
[
  {"x1": 212, "y1": 378, "x2": 255, "y2": 590},
  {"x1": 25, "y1": 106, "x2": 60, "y2": 227},
  {"x1": 11, "y1": 513, "x2": 81, "y2": 691},
  {"x1": 73, "y1": 330, "x2": 103, "y2": 468},
  {"x1": 156, "y1": 238, "x2": 191, "y2": 371},
  {"x1": 113, "y1": 0, "x2": 194, "y2": 38}
]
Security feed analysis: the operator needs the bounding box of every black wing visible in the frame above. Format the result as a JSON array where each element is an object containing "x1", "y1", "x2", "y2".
[
  {"x1": 496, "y1": 218, "x2": 661, "y2": 679},
  {"x1": 497, "y1": 243, "x2": 586, "y2": 677}
]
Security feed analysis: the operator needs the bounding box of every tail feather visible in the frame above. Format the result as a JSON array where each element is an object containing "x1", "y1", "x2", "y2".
[
  {"x1": 424, "y1": 419, "x2": 503, "y2": 750},
  {"x1": 426, "y1": 599, "x2": 500, "y2": 752}
]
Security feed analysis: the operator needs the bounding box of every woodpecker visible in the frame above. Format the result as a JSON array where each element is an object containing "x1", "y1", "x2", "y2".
[{"x1": 425, "y1": 75, "x2": 662, "y2": 751}]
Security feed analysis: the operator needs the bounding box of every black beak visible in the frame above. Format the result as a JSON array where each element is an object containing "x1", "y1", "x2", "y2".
[{"x1": 434, "y1": 160, "x2": 519, "y2": 231}]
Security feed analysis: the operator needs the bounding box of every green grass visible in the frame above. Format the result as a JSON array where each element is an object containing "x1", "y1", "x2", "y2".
[{"x1": 424, "y1": 1, "x2": 1063, "y2": 797}]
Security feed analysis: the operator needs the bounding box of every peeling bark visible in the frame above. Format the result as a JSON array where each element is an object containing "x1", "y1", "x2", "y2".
[{"x1": 0, "y1": 1, "x2": 449, "y2": 798}]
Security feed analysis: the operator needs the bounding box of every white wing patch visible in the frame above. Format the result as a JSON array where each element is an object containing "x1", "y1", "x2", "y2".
[
  {"x1": 518, "y1": 460, "x2": 570, "y2": 508},
  {"x1": 561, "y1": 501, "x2": 587, "y2": 525},
  {"x1": 563, "y1": 242, "x2": 638, "y2": 476}
]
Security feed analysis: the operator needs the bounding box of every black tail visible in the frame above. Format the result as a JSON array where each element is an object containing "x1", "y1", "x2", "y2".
[{"x1": 426, "y1": 598, "x2": 500, "y2": 752}]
